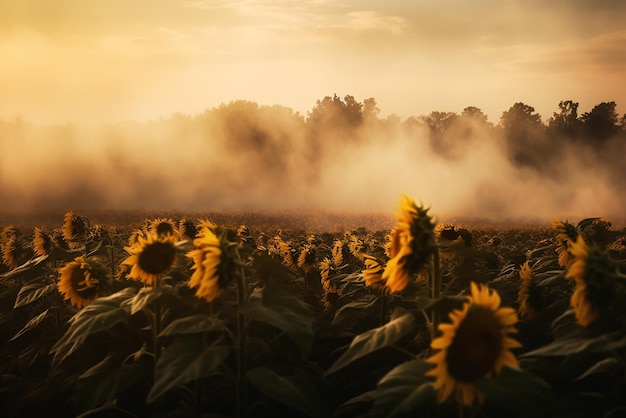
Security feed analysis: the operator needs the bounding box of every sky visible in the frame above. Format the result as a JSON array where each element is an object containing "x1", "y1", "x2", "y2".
[{"x1": 1, "y1": 0, "x2": 625, "y2": 125}]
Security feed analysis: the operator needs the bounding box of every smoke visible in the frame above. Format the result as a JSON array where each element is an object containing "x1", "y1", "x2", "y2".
[{"x1": 1, "y1": 105, "x2": 625, "y2": 227}]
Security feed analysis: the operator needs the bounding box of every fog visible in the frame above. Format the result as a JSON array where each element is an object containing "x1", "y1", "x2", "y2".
[{"x1": 1, "y1": 101, "x2": 625, "y2": 227}]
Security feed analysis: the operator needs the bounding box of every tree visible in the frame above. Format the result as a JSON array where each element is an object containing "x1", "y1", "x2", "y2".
[
  {"x1": 581, "y1": 101, "x2": 619, "y2": 142},
  {"x1": 547, "y1": 100, "x2": 582, "y2": 138},
  {"x1": 499, "y1": 102, "x2": 546, "y2": 168},
  {"x1": 461, "y1": 106, "x2": 491, "y2": 126}
]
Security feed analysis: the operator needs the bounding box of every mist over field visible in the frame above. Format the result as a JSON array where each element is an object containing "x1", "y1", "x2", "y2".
[{"x1": 1, "y1": 97, "x2": 625, "y2": 227}]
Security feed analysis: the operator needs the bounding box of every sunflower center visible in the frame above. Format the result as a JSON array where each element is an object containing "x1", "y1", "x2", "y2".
[
  {"x1": 446, "y1": 306, "x2": 503, "y2": 382},
  {"x1": 155, "y1": 223, "x2": 175, "y2": 236},
  {"x1": 138, "y1": 242, "x2": 176, "y2": 275},
  {"x1": 70, "y1": 267, "x2": 98, "y2": 299}
]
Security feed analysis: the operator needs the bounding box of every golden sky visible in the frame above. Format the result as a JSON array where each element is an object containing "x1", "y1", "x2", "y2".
[{"x1": 2, "y1": 0, "x2": 625, "y2": 124}]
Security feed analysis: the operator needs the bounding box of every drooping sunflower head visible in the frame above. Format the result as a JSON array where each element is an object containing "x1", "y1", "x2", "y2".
[
  {"x1": 0, "y1": 225, "x2": 20, "y2": 245},
  {"x1": 319, "y1": 257, "x2": 334, "y2": 291},
  {"x1": 148, "y1": 217, "x2": 180, "y2": 240},
  {"x1": 382, "y1": 195, "x2": 436, "y2": 293},
  {"x1": 186, "y1": 223, "x2": 237, "y2": 303},
  {"x1": 297, "y1": 245, "x2": 316, "y2": 273},
  {"x1": 276, "y1": 238, "x2": 295, "y2": 268},
  {"x1": 33, "y1": 227, "x2": 55, "y2": 257},
  {"x1": 348, "y1": 234, "x2": 366, "y2": 260},
  {"x1": 332, "y1": 239, "x2": 346, "y2": 266},
  {"x1": 362, "y1": 254, "x2": 386, "y2": 292},
  {"x1": 2, "y1": 237, "x2": 31, "y2": 270},
  {"x1": 517, "y1": 261, "x2": 543, "y2": 320},
  {"x1": 179, "y1": 218, "x2": 198, "y2": 242},
  {"x1": 128, "y1": 228, "x2": 147, "y2": 247},
  {"x1": 552, "y1": 218, "x2": 578, "y2": 268},
  {"x1": 122, "y1": 232, "x2": 179, "y2": 286},
  {"x1": 566, "y1": 235, "x2": 619, "y2": 327},
  {"x1": 62, "y1": 211, "x2": 89, "y2": 249},
  {"x1": 425, "y1": 282, "x2": 521, "y2": 406},
  {"x1": 58, "y1": 256, "x2": 110, "y2": 308}
]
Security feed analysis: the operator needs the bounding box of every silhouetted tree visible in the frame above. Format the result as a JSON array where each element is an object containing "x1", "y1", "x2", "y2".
[
  {"x1": 461, "y1": 106, "x2": 491, "y2": 126},
  {"x1": 547, "y1": 100, "x2": 582, "y2": 138},
  {"x1": 581, "y1": 101, "x2": 620, "y2": 143},
  {"x1": 499, "y1": 102, "x2": 546, "y2": 168}
]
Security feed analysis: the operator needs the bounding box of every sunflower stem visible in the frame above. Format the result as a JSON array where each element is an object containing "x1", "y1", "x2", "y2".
[
  {"x1": 431, "y1": 248, "x2": 442, "y2": 337},
  {"x1": 235, "y1": 252, "x2": 248, "y2": 418}
]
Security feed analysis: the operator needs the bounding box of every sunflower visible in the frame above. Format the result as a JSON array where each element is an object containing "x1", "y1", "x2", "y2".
[
  {"x1": 62, "y1": 211, "x2": 88, "y2": 249},
  {"x1": 186, "y1": 223, "x2": 235, "y2": 303},
  {"x1": 425, "y1": 282, "x2": 521, "y2": 406},
  {"x1": 148, "y1": 217, "x2": 180, "y2": 240},
  {"x1": 382, "y1": 195, "x2": 436, "y2": 293},
  {"x1": 348, "y1": 234, "x2": 366, "y2": 260},
  {"x1": 552, "y1": 218, "x2": 578, "y2": 268},
  {"x1": 566, "y1": 235, "x2": 616, "y2": 327},
  {"x1": 362, "y1": 254, "x2": 386, "y2": 291},
  {"x1": 0, "y1": 225, "x2": 20, "y2": 245},
  {"x1": 332, "y1": 239, "x2": 345, "y2": 266},
  {"x1": 121, "y1": 232, "x2": 178, "y2": 285},
  {"x1": 517, "y1": 261, "x2": 542, "y2": 320},
  {"x1": 58, "y1": 256, "x2": 108, "y2": 308},
  {"x1": 297, "y1": 245, "x2": 316, "y2": 273},
  {"x1": 2, "y1": 237, "x2": 31, "y2": 270},
  {"x1": 319, "y1": 257, "x2": 334, "y2": 291},
  {"x1": 276, "y1": 238, "x2": 295, "y2": 268},
  {"x1": 33, "y1": 227, "x2": 55, "y2": 257},
  {"x1": 179, "y1": 218, "x2": 198, "y2": 242}
]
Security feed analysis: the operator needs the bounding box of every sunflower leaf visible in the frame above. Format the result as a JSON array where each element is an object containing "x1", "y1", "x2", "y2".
[
  {"x1": 9, "y1": 309, "x2": 49, "y2": 341},
  {"x1": 520, "y1": 331, "x2": 626, "y2": 358},
  {"x1": 373, "y1": 358, "x2": 436, "y2": 418},
  {"x1": 241, "y1": 284, "x2": 314, "y2": 358},
  {"x1": 129, "y1": 286, "x2": 163, "y2": 315},
  {"x1": 325, "y1": 309, "x2": 416, "y2": 375},
  {"x1": 50, "y1": 287, "x2": 135, "y2": 367},
  {"x1": 475, "y1": 366, "x2": 554, "y2": 416},
  {"x1": 158, "y1": 314, "x2": 225, "y2": 337},
  {"x1": 147, "y1": 336, "x2": 229, "y2": 404},
  {"x1": 247, "y1": 365, "x2": 331, "y2": 418},
  {"x1": 14, "y1": 282, "x2": 56, "y2": 308}
]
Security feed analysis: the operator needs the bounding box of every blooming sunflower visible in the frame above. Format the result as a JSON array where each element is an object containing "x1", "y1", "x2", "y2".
[
  {"x1": 566, "y1": 235, "x2": 616, "y2": 327},
  {"x1": 121, "y1": 232, "x2": 178, "y2": 285},
  {"x1": 362, "y1": 254, "x2": 386, "y2": 291},
  {"x1": 58, "y1": 256, "x2": 108, "y2": 308},
  {"x1": 148, "y1": 217, "x2": 180, "y2": 240},
  {"x1": 348, "y1": 235, "x2": 366, "y2": 260},
  {"x1": 33, "y1": 227, "x2": 55, "y2": 257},
  {"x1": 186, "y1": 223, "x2": 235, "y2": 303},
  {"x1": 62, "y1": 211, "x2": 88, "y2": 249},
  {"x1": 382, "y1": 195, "x2": 436, "y2": 293},
  {"x1": 425, "y1": 282, "x2": 521, "y2": 406},
  {"x1": 517, "y1": 261, "x2": 542, "y2": 320},
  {"x1": 552, "y1": 218, "x2": 578, "y2": 268}
]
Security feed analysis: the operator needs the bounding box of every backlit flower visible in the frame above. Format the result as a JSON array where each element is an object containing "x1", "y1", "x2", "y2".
[
  {"x1": 122, "y1": 232, "x2": 178, "y2": 285},
  {"x1": 425, "y1": 282, "x2": 521, "y2": 406},
  {"x1": 382, "y1": 195, "x2": 436, "y2": 293},
  {"x1": 58, "y1": 256, "x2": 108, "y2": 308}
]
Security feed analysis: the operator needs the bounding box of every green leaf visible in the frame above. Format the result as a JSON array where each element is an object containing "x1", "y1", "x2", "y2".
[
  {"x1": 74, "y1": 354, "x2": 146, "y2": 411},
  {"x1": 332, "y1": 297, "x2": 379, "y2": 325},
  {"x1": 520, "y1": 331, "x2": 626, "y2": 358},
  {"x1": 159, "y1": 314, "x2": 225, "y2": 337},
  {"x1": 373, "y1": 359, "x2": 436, "y2": 418},
  {"x1": 247, "y1": 365, "x2": 331, "y2": 418},
  {"x1": 241, "y1": 284, "x2": 314, "y2": 358},
  {"x1": 50, "y1": 287, "x2": 135, "y2": 367},
  {"x1": 325, "y1": 310, "x2": 416, "y2": 375},
  {"x1": 128, "y1": 286, "x2": 163, "y2": 315},
  {"x1": 147, "y1": 336, "x2": 229, "y2": 403},
  {"x1": 14, "y1": 282, "x2": 56, "y2": 308},
  {"x1": 475, "y1": 366, "x2": 554, "y2": 416},
  {"x1": 9, "y1": 309, "x2": 49, "y2": 341},
  {"x1": 551, "y1": 309, "x2": 581, "y2": 340}
]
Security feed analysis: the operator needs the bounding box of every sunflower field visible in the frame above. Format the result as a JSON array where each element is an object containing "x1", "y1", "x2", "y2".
[{"x1": 1, "y1": 196, "x2": 626, "y2": 418}]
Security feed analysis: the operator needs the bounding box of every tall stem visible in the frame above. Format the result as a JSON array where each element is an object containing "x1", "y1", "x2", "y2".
[
  {"x1": 235, "y1": 255, "x2": 248, "y2": 418},
  {"x1": 430, "y1": 249, "x2": 442, "y2": 337}
]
